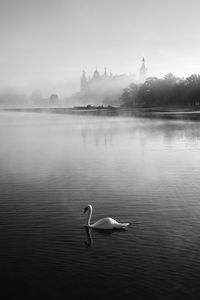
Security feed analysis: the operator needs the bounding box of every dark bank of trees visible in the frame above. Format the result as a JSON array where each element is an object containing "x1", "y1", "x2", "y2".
[{"x1": 120, "y1": 73, "x2": 200, "y2": 108}]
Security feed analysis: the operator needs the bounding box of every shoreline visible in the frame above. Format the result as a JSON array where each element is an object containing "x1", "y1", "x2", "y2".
[
  {"x1": 1, "y1": 105, "x2": 200, "y2": 115},
  {"x1": 1, "y1": 105, "x2": 200, "y2": 113},
  {"x1": 1, "y1": 106, "x2": 200, "y2": 121}
]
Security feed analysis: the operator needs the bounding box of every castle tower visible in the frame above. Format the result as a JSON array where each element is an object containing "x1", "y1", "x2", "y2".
[
  {"x1": 104, "y1": 67, "x2": 108, "y2": 77},
  {"x1": 80, "y1": 70, "x2": 87, "y2": 92},
  {"x1": 93, "y1": 67, "x2": 100, "y2": 79},
  {"x1": 139, "y1": 57, "x2": 147, "y2": 83}
]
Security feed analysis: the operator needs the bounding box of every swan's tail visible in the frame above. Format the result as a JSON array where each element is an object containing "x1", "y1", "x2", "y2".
[
  {"x1": 116, "y1": 222, "x2": 130, "y2": 229},
  {"x1": 121, "y1": 222, "x2": 130, "y2": 227}
]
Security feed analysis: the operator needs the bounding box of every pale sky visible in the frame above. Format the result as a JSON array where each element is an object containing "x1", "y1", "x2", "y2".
[{"x1": 0, "y1": 0, "x2": 200, "y2": 97}]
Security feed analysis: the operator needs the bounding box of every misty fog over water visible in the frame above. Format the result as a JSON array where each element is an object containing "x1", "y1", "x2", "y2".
[{"x1": 1, "y1": 110, "x2": 200, "y2": 299}]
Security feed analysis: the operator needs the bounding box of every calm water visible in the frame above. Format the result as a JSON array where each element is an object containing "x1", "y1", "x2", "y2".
[{"x1": 1, "y1": 110, "x2": 200, "y2": 299}]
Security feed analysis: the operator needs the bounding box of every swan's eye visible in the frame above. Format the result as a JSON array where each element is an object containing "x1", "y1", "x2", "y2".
[{"x1": 84, "y1": 206, "x2": 88, "y2": 213}]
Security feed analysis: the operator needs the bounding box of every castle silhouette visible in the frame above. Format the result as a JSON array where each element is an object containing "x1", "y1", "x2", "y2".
[
  {"x1": 80, "y1": 58, "x2": 147, "y2": 93},
  {"x1": 67, "y1": 58, "x2": 148, "y2": 106}
]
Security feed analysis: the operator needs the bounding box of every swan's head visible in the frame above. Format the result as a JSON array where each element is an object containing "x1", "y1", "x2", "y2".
[{"x1": 84, "y1": 204, "x2": 92, "y2": 213}]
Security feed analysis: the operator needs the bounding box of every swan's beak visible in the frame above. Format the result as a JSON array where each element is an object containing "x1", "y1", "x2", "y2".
[{"x1": 84, "y1": 207, "x2": 87, "y2": 213}]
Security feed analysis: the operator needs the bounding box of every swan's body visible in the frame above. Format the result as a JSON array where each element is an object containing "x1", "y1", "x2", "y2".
[{"x1": 84, "y1": 204, "x2": 130, "y2": 229}]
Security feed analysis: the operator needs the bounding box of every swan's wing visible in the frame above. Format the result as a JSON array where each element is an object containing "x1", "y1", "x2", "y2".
[
  {"x1": 91, "y1": 217, "x2": 117, "y2": 229},
  {"x1": 91, "y1": 218, "x2": 130, "y2": 229}
]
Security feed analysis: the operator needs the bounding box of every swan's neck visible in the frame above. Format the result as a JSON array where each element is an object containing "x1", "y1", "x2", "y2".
[{"x1": 87, "y1": 206, "x2": 92, "y2": 226}]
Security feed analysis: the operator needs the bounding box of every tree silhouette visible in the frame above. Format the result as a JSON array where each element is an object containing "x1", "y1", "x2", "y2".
[{"x1": 120, "y1": 73, "x2": 200, "y2": 108}]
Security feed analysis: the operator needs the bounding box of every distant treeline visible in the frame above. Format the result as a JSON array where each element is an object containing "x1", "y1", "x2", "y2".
[
  {"x1": 74, "y1": 104, "x2": 115, "y2": 110},
  {"x1": 120, "y1": 73, "x2": 200, "y2": 108}
]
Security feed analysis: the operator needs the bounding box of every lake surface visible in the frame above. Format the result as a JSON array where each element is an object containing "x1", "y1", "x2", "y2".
[{"x1": 1, "y1": 109, "x2": 200, "y2": 299}]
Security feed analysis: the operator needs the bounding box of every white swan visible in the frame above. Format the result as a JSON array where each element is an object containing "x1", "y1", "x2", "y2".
[{"x1": 84, "y1": 204, "x2": 130, "y2": 229}]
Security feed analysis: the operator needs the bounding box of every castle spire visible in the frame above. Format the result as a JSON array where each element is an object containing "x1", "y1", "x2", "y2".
[
  {"x1": 139, "y1": 57, "x2": 147, "y2": 83},
  {"x1": 93, "y1": 66, "x2": 100, "y2": 79}
]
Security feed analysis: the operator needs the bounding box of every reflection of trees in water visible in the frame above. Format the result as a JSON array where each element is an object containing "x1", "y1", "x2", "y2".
[
  {"x1": 144, "y1": 121, "x2": 200, "y2": 144},
  {"x1": 81, "y1": 118, "x2": 200, "y2": 148}
]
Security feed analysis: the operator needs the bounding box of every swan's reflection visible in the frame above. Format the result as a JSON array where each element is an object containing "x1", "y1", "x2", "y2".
[
  {"x1": 84, "y1": 227, "x2": 93, "y2": 247},
  {"x1": 84, "y1": 227, "x2": 118, "y2": 248}
]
